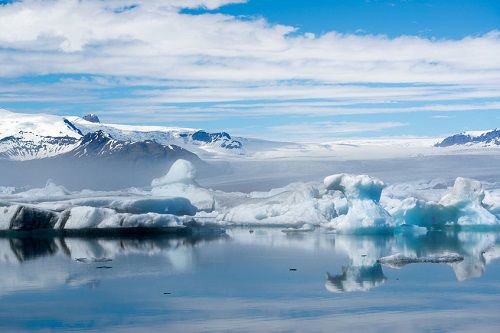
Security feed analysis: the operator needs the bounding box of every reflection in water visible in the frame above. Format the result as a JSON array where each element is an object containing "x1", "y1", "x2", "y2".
[
  {"x1": 0, "y1": 229, "x2": 499, "y2": 296},
  {"x1": 9, "y1": 237, "x2": 58, "y2": 262},
  {"x1": 0, "y1": 229, "x2": 500, "y2": 332},
  {"x1": 0, "y1": 233, "x2": 228, "y2": 295},
  {"x1": 325, "y1": 230, "x2": 500, "y2": 292},
  {"x1": 326, "y1": 264, "x2": 386, "y2": 293}
]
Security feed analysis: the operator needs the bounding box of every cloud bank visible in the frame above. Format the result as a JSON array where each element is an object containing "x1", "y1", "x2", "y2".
[{"x1": 0, "y1": 0, "x2": 499, "y2": 140}]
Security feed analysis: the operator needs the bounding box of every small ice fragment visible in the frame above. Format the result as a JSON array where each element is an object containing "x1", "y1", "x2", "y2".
[
  {"x1": 281, "y1": 223, "x2": 314, "y2": 233},
  {"x1": 378, "y1": 253, "x2": 464, "y2": 268}
]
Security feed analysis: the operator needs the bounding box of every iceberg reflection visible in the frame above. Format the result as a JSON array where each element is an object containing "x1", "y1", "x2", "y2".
[
  {"x1": 325, "y1": 230, "x2": 500, "y2": 293},
  {"x1": 0, "y1": 229, "x2": 499, "y2": 296},
  {"x1": 326, "y1": 264, "x2": 386, "y2": 293}
]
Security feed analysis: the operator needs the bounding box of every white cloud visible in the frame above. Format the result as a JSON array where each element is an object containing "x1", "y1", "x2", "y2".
[
  {"x1": 0, "y1": 0, "x2": 499, "y2": 83},
  {"x1": 0, "y1": 0, "x2": 498, "y2": 131}
]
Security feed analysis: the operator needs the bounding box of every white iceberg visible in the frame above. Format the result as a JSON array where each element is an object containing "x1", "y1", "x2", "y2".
[
  {"x1": 58, "y1": 206, "x2": 189, "y2": 229},
  {"x1": 388, "y1": 177, "x2": 498, "y2": 228},
  {"x1": 151, "y1": 159, "x2": 215, "y2": 212},
  {"x1": 323, "y1": 174, "x2": 394, "y2": 233},
  {"x1": 0, "y1": 160, "x2": 498, "y2": 233},
  {"x1": 215, "y1": 182, "x2": 339, "y2": 226}
]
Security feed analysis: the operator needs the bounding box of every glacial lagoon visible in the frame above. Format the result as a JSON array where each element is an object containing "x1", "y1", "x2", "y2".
[{"x1": 1, "y1": 228, "x2": 499, "y2": 332}]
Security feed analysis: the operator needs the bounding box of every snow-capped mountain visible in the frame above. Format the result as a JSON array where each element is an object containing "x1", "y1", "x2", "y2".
[
  {"x1": 0, "y1": 110, "x2": 82, "y2": 160},
  {"x1": 0, "y1": 109, "x2": 243, "y2": 161},
  {"x1": 65, "y1": 130, "x2": 198, "y2": 162},
  {"x1": 67, "y1": 116, "x2": 243, "y2": 156},
  {"x1": 435, "y1": 129, "x2": 500, "y2": 147}
]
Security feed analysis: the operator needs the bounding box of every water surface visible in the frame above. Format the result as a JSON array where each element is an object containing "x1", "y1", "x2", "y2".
[{"x1": 1, "y1": 229, "x2": 499, "y2": 332}]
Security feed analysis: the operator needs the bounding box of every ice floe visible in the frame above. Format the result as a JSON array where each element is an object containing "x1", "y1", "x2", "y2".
[
  {"x1": 377, "y1": 253, "x2": 464, "y2": 268},
  {"x1": 0, "y1": 159, "x2": 498, "y2": 233}
]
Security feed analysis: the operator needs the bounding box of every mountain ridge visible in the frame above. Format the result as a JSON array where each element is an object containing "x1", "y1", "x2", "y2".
[{"x1": 0, "y1": 109, "x2": 243, "y2": 161}]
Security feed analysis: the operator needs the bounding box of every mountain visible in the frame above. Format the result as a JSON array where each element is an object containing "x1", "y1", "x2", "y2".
[
  {"x1": 82, "y1": 113, "x2": 100, "y2": 123},
  {"x1": 0, "y1": 109, "x2": 243, "y2": 161},
  {"x1": 67, "y1": 116, "x2": 244, "y2": 156},
  {"x1": 64, "y1": 130, "x2": 198, "y2": 162},
  {"x1": 435, "y1": 129, "x2": 500, "y2": 147},
  {"x1": 0, "y1": 110, "x2": 82, "y2": 160}
]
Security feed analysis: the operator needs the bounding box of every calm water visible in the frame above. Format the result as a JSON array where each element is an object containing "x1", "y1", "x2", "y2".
[{"x1": 0, "y1": 228, "x2": 499, "y2": 332}]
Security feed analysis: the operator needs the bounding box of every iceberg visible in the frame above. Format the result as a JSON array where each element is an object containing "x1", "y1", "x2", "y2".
[
  {"x1": 0, "y1": 159, "x2": 498, "y2": 234},
  {"x1": 323, "y1": 174, "x2": 394, "y2": 233},
  {"x1": 58, "y1": 206, "x2": 190, "y2": 229},
  {"x1": 151, "y1": 159, "x2": 215, "y2": 212},
  {"x1": 388, "y1": 177, "x2": 498, "y2": 228},
  {"x1": 0, "y1": 204, "x2": 195, "y2": 232},
  {"x1": 216, "y1": 182, "x2": 339, "y2": 226},
  {"x1": 439, "y1": 177, "x2": 497, "y2": 226},
  {"x1": 281, "y1": 223, "x2": 315, "y2": 233}
]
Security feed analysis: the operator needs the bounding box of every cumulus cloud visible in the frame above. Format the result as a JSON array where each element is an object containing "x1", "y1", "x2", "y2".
[
  {"x1": 0, "y1": 0, "x2": 499, "y2": 83},
  {"x1": 0, "y1": 0, "x2": 498, "y2": 135}
]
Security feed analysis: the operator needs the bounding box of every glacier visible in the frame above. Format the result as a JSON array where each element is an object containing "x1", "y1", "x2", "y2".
[{"x1": 0, "y1": 159, "x2": 499, "y2": 233}]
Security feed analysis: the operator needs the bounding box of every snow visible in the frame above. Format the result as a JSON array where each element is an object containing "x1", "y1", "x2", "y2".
[
  {"x1": 0, "y1": 109, "x2": 81, "y2": 140},
  {"x1": 2, "y1": 108, "x2": 500, "y2": 163},
  {"x1": 67, "y1": 116, "x2": 244, "y2": 157}
]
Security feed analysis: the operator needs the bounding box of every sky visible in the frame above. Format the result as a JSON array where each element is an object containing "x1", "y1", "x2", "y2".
[{"x1": 0, "y1": 0, "x2": 499, "y2": 142}]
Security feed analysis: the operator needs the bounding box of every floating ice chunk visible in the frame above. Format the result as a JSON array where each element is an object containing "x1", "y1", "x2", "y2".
[
  {"x1": 388, "y1": 197, "x2": 455, "y2": 227},
  {"x1": 328, "y1": 199, "x2": 394, "y2": 233},
  {"x1": 324, "y1": 173, "x2": 385, "y2": 201},
  {"x1": 0, "y1": 204, "x2": 59, "y2": 231},
  {"x1": 324, "y1": 174, "x2": 393, "y2": 233},
  {"x1": 152, "y1": 183, "x2": 214, "y2": 212},
  {"x1": 59, "y1": 206, "x2": 187, "y2": 229},
  {"x1": 281, "y1": 223, "x2": 314, "y2": 233},
  {"x1": 41, "y1": 197, "x2": 198, "y2": 216},
  {"x1": 378, "y1": 252, "x2": 464, "y2": 268},
  {"x1": 387, "y1": 177, "x2": 498, "y2": 227},
  {"x1": 151, "y1": 160, "x2": 215, "y2": 212},
  {"x1": 13, "y1": 180, "x2": 70, "y2": 199},
  {"x1": 152, "y1": 159, "x2": 197, "y2": 187},
  {"x1": 218, "y1": 183, "x2": 338, "y2": 226},
  {"x1": 439, "y1": 177, "x2": 497, "y2": 226},
  {"x1": 0, "y1": 205, "x2": 23, "y2": 230}
]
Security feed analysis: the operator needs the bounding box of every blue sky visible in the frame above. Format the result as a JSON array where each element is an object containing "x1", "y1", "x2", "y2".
[{"x1": 0, "y1": 0, "x2": 499, "y2": 141}]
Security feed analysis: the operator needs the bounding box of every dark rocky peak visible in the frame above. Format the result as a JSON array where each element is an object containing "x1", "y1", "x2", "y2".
[{"x1": 83, "y1": 113, "x2": 100, "y2": 123}]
